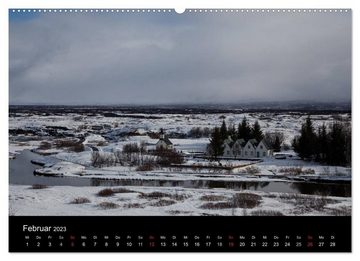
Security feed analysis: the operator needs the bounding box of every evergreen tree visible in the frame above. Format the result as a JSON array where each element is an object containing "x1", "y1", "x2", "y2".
[
  {"x1": 293, "y1": 116, "x2": 316, "y2": 159},
  {"x1": 293, "y1": 119, "x2": 350, "y2": 166},
  {"x1": 344, "y1": 123, "x2": 351, "y2": 165},
  {"x1": 327, "y1": 122, "x2": 346, "y2": 165},
  {"x1": 251, "y1": 121, "x2": 263, "y2": 141},
  {"x1": 317, "y1": 124, "x2": 328, "y2": 161},
  {"x1": 220, "y1": 120, "x2": 228, "y2": 142},
  {"x1": 273, "y1": 136, "x2": 281, "y2": 152},
  {"x1": 209, "y1": 127, "x2": 224, "y2": 160},
  {"x1": 264, "y1": 132, "x2": 284, "y2": 150},
  {"x1": 238, "y1": 117, "x2": 251, "y2": 141},
  {"x1": 227, "y1": 124, "x2": 237, "y2": 141},
  {"x1": 292, "y1": 136, "x2": 300, "y2": 154}
]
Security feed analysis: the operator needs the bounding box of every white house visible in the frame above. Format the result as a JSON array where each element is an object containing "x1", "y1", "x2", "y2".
[
  {"x1": 232, "y1": 139, "x2": 245, "y2": 158},
  {"x1": 222, "y1": 137, "x2": 272, "y2": 158},
  {"x1": 156, "y1": 134, "x2": 173, "y2": 150},
  {"x1": 223, "y1": 143, "x2": 233, "y2": 157},
  {"x1": 243, "y1": 139, "x2": 257, "y2": 158},
  {"x1": 223, "y1": 136, "x2": 234, "y2": 157},
  {"x1": 256, "y1": 140, "x2": 272, "y2": 157}
]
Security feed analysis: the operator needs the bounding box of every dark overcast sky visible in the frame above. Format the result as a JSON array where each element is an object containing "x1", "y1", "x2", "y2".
[{"x1": 9, "y1": 10, "x2": 351, "y2": 105}]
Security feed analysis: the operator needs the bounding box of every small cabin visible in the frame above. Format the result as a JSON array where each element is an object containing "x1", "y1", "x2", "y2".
[{"x1": 156, "y1": 134, "x2": 173, "y2": 150}]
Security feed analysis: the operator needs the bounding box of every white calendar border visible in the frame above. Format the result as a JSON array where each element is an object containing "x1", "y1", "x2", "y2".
[{"x1": 0, "y1": 0, "x2": 358, "y2": 260}]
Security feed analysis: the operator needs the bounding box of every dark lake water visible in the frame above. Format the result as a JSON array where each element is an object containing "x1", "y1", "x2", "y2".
[
  {"x1": 9, "y1": 150, "x2": 351, "y2": 197},
  {"x1": 9, "y1": 150, "x2": 91, "y2": 186}
]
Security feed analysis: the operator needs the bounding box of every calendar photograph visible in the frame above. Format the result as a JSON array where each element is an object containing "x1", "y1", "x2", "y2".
[{"x1": 9, "y1": 9, "x2": 351, "y2": 219}]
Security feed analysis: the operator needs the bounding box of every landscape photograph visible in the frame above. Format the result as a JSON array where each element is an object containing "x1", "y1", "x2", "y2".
[{"x1": 9, "y1": 9, "x2": 351, "y2": 216}]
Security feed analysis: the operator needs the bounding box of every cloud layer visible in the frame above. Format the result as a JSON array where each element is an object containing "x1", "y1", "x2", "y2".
[{"x1": 9, "y1": 10, "x2": 351, "y2": 105}]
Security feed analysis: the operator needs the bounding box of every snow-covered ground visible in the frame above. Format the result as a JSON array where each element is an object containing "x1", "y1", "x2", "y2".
[
  {"x1": 9, "y1": 139, "x2": 42, "y2": 159},
  {"x1": 29, "y1": 147, "x2": 351, "y2": 183},
  {"x1": 9, "y1": 185, "x2": 351, "y2": 216},
  {"x1": 9, "y1": 110, "x2": 352, "y2": 216},
  {"x1": 34, "y1": 161, "x2": 85, "y2": 176},
  {"x1": 9, "y1": 111, "x2": 351, "y2": 150}
]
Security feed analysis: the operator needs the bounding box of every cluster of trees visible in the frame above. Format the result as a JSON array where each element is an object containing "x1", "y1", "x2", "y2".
[
  {"x1": 264, "y1": 132, "x2": 284, "y2": 153},
  {"x1": 207, "y1": 117, "x2": 287, "y2": 159},
  {"x1": 292, "y1": 116, "x2": 351, "y2": 166},
  {"x1": 187, "y1": 127, "x2": 212, "y2": 138},
  {"x1": 91, "y1": 151, "x2": 117, "y2": 167},
  {"x1": 39, "y1": 138, "x2": 85, "y2": 153},
  {"x1": 91, "y1": 142, "x2": 151, "y2": 168},
  {"x1": 91, "y1": 142, "x2": 184, "y2": 168},
  {"x1": 122, "y1": 142, "x2": 147, "y2": 155},
  {"x1": 207, "y1": 118, "x2": 265, "y2": 159},
  {"x1": 154, "y1": 148, "x2": 185, "y2": 166}
]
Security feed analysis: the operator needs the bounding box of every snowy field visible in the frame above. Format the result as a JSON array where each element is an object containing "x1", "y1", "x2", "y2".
[
  {"x1": 31, "y1": 158, "x2": 351, "y2": 183},
  {"x1": 9, "y1": 110, "x2": 351, "y2": 152},
  {"x1": 9, "y1": 109, "x2": 351, "y2": 216},
  {"x1": 9, "y1": 185, "x2": 351, "y2": 216}
]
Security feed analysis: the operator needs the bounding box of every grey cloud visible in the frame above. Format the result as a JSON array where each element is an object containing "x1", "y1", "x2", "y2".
[{"x1": 9, "y1": 11, "x2": 351, "y2": 105}]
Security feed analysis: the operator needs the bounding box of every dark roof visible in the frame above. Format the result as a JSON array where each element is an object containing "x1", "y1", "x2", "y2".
[
  {"x1": 259, "y1": 139, "x2": 270, "y2": 150},
  {"x1": 224, "y1": 138, "x2": 271, "y2": 150},
  {"x1": 248, "y1": 139, "x2": 259, "y2": 147}
]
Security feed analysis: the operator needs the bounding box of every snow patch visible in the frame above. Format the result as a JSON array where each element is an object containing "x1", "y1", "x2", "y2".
[{"x1": 34, "y1": 161, "x2": 85, "y2": 176}]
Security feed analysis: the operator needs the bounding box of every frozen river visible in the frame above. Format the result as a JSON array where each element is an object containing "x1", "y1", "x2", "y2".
[{"x1": 9, "y1": 150, "x2": 351, "y2": 197}]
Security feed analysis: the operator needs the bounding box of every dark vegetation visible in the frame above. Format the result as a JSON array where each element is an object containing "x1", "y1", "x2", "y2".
[
  {"x1": 264, "y1": 132, "x2": 284, "y2": 152},
  {"x1": 232, "y1": 193, "x2": 262, "y2": 208},
  {"x1": 328, "y1": 206, "x2": 351, "y2": 216},
  {"x1": 150, "y1": 199, "x2": 177, "y2": 207},
  {"x1": 97, "y1": 202, "x2": 119, "y2": 209},
  {"x1": 200, "y1": 202, "x2": 233, "y2": 209},
  {"x1": 123, "y1": 203, "x2": 145, "y2": 209},
  {"x1": 208, "y1": 117, "x2": 283, "y2": 159},
  {"x1": 278, "y1": 167, "x2": 315, "y2": 175},
  {"x1": 111, "y1": 188, "x2": 136, "y2": 193},
  {"x1": 37, "y1": 139, "x2": 84, "y2": 152},
  {"x1": 38, "y1": 141, "x2": 52, "y2": 150},
  {"x1": 187, "y1": 127, "x2": 212, "y2": 138},
  {"x1": 91, "y1": 152, "x2": 116, "y2": 167},
  {"x1": 70, "y1": 197, "x2": 91, "y2": 204},
  {"x1": 154, "y1": 148, "x2": 185, "y2": 166},
  {"x1": 97, "y1": 188, "x2": 136, "y2": 197},
  {"x1": 138, "y1": 192, "x2": 189, "y2": 201},
  {"x1": 199, "y1": 195, "x2": 228, "y2": 201},
  {"x1": 91, "y1": 140, "x2": 183, "y2": 169},
  {"x1": 55, "y1": 138, "x2": 85, "y2": 152},
  {"x1": 97, "y1": 188, "x2": 115, "y2": 197},
  {"x1": 199, "y1": 193, "x2": 262, "y2": 209},
  {"x1": 136, "y1": 163, "x2": 155, "y2": 171},
  {"x1": 292, "y1": 116, "x2": 351, "y2": 166},
  {"x1": 30, "y1": 184, "x2": 48, "y2": 189},
  {"x1": 251, "y1": 210, "x2": 284, "y2": 216},
  {"x1": 278, "y1": 193, "x2": 339, "y2": 213},
  {"x1": 138, "y1": 191, "x2": 171, "y2": 199}
]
